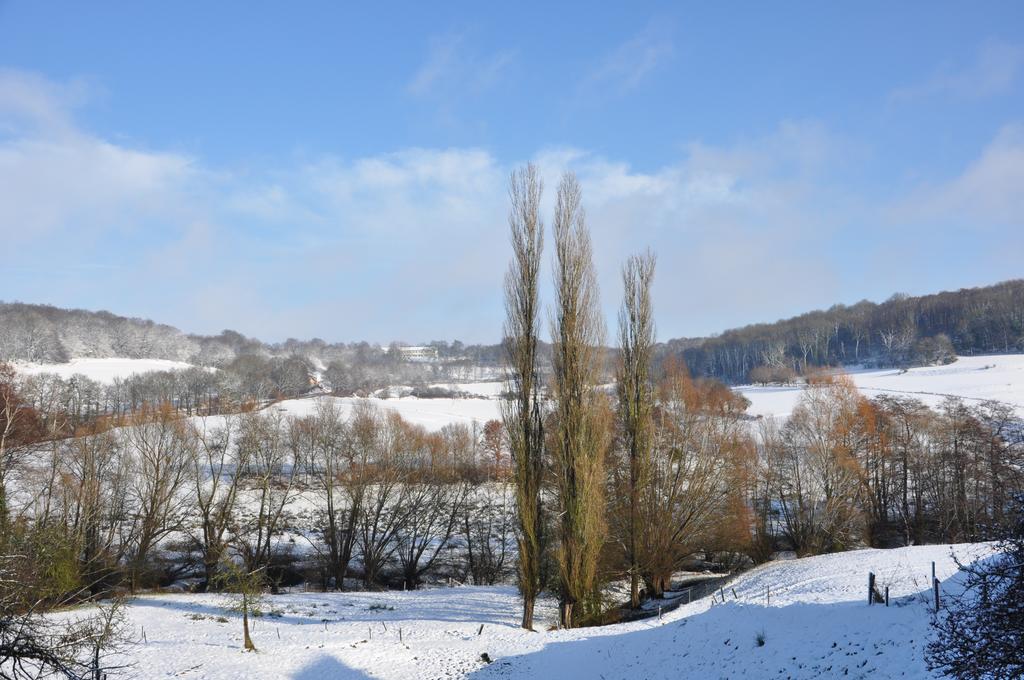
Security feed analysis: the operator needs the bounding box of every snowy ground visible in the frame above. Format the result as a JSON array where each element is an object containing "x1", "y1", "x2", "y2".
[
  {"x1": 68, "y1": 543, "x2": 989, "y2": 680},
  {"x1": 272, "y1": 393, "x2": 501, "y2": 432},
  {"x1": 738, "y1": 354, "x2": 1024, "y2": 419},
  {"x1": 13, "y1": 357, "x2": 202, "y2": 383}
]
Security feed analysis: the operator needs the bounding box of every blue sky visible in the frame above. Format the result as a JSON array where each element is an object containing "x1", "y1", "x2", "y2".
[{"x1": 1, "y1": 2, "x2": 1022, "y2": 344}]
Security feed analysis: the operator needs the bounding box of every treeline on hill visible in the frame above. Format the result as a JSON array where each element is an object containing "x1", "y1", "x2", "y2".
[
  {"x1": 6, "y1": 350, "x2": 503, "y2": 428},
  {"x1": 6, "y1": 278, "x2": 1024, "y2": 394},
  {"x1": 668, "y1": 279, "x2": 1024, "y2": 383},
  {"x1": 0, "y1": 301, "x2": 507, "y2": 391},
  {"x1": 11, "y1": 356, "x2": 353, "y2": 428}
]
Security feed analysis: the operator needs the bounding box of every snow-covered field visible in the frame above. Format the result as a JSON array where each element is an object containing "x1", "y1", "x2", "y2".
[
  {"x1": 13, "y1": 357, "x2": 202, "y2": 383},
  {"x1": 74, "y1": 543, "x2": 989, "y2": 679},
  {"x1": 739, "y1": 354, "x2": 1024, "y2": 419},
  {"x1": 273, "y1": 393, "x2": 501, "y2": 432}
]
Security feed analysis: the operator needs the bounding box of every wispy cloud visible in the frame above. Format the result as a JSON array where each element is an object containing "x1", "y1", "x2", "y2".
[
  {"x1": 580, "y1": 22, "x2": 674, "y2": 96},
  {"x1": 406, "y1": 32, "x2": 516, "y2": 98},
  {"x1": 891, "y1": 40, "x2": 1024, "y2": 102}
]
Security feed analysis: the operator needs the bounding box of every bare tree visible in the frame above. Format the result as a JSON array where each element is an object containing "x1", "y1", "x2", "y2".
[
  {"x1": 501, "y1": 163, "x2": 547, "y2": 630},
  {"x1": 214, "y1": 560, "x2": 265, "y2": 652},
  {"x1": 549, "y1": 172, "x2": 609, "y2": 628},
  {"x1": 772, "y1": 375, "x2": 869, "y2": 554},
  {"x1": 356, "y1": 412, "x2": 411, "y2": 587},
  {"x1": 296, "y1": 401, "x2": 364, "y2": 589},
  {"x1": 188, "y1": 414, "x2": 246, "y2": 587},
  {"x1": 640, "y1": 364, "x2": 748, "y2": 595},
  {"x1": 396, "y1": 476, "x2": 469, "y2": 588},
  {"x1": 120, "y1": 404, "x2": 193, "y2": 590},
  {"x1": 234, "y1": 412, "x2": 299, "y2": 579},
  {"x1": 613, "y1": 252, "x2": 656, "y2": 608},
  {"x1": 0, "y1": 363, "x2": 44, "y2": 533},
  {"x1": 462, "y1": 484, "x2": 516, "y2": 585}
]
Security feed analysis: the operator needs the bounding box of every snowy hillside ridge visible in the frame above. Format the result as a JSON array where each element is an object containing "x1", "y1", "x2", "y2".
[
  {"x1": 59, "y1": 543, "x2": 991, "y2": 680},
  {"x1": 738, "y1": 354, "x2": 1024, "y2": 419}
]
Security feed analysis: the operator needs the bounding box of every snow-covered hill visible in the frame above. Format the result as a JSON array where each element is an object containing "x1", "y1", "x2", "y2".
[
  {"x1": 738, "y1": 354, "x2": 1024, "y2": 419},
  {"x1": 68, "y1": 543, "x2": 990, "y2": 679}
]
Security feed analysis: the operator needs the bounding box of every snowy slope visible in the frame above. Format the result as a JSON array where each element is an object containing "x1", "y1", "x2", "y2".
[
  {"x1": 739, "y1": 354, "x2": 1024, "y2": 419},
  {"x1": 13, "y1": 357, "x2": 203, "y2": 383},
  {"x1": 69, "y1": 543, "x2": 990, "y2": 679}
]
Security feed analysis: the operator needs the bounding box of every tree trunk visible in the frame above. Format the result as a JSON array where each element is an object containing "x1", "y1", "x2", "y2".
[
  {"x1": 560, "y1": 601, "x2": 574, "y2": 629},
  {"x1": 521, "y1": 595, "x2": 535, "y2": 630},
  {"x1": 242, "y1": 593, "x2": 256, "y2": 651}
]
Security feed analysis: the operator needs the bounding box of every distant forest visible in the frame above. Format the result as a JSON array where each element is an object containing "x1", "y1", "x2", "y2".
[
  {"x1": 2, "y1": 279, "x2": 1023, "y2": 387},
  {"x1": 666, "y1": 279, "x2": 1024, "y2": 383}
]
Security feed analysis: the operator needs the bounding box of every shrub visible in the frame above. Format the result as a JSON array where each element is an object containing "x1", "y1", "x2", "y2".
[{"x1": 927, "y1": 495, "x2": 1024, "y2": 679}]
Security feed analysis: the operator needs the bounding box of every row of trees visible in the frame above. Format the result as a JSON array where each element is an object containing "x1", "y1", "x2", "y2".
[
  {"x1": 672, "y1": 279, "x2": 1024, "y2": 382},
  {"x1": 2, "y1": 365, "x2": 517, "y2": 596},
  {"x1": 754, "y1": 378, "x2": 1024, "y2": 555}
]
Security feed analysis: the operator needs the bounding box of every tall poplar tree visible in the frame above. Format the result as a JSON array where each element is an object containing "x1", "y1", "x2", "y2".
[
  {"x1": 549, "y1": 172, "x2": 608, "y2": 629},
  {"x1": 616, "y1": 252, "x2": 656, "y2": 608},
  {"x1": 501, "y1": 164, "x2": 546, "y2": 630}
]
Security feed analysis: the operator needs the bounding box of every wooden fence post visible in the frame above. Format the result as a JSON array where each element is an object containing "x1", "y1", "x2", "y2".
[
  {"x1": 933, "y1": 577, "x2": 940, "y2": 611},
  {"x1": 884, "y1": 586, "x2": 889, "y2": 607},
  {"x1": 868, "y1": 572, "x2": 876, "y2": 605}
]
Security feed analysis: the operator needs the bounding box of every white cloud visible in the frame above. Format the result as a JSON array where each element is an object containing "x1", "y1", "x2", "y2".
[
  {"x1": 0, "y1": 69, "x2": 195, "y2": 242},
  {"x1": 891, "y1": 40, "x2": 1024, "y2": 101},
  {"x1": 890, "y1": 123, "x2": 1024, "y2": 227}
]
